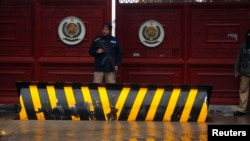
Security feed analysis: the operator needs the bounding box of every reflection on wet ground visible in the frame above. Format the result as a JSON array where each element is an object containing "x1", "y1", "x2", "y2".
[
  {"x1": 0, "y1": 112, "x2": 249, "y2": 141},
  {"x1": 0, "y1": 104, "x2": 250, "y2": 141},
  {"x1": 1, "y1": 120, "x2": 207, "y2": 141}
]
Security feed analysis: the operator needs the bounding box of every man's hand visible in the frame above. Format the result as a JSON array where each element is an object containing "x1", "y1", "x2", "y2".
[
  {"x1": 114, "y1": 66, "x2": 119, "y2": 73},
  {"x1": 234, "y1": 72, "x2": 238, "y2": 78},
  {"x1": 96, "y1": 48, "x2": 104, "y2": 54}
]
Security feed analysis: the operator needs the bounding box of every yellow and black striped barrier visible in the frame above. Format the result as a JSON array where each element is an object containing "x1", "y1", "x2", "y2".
[{"x1": 16, "y1": 81, "x2": 212, "y2": 122}]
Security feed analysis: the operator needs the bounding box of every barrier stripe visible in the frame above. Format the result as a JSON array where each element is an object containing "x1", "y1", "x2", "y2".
[
  {"x1": 71, "y1": 85, "x2": 86, "y2": 120},
  {"x1": 98, "y1": 86, "x2": 111, "y2": 121},
  {"x1": 64, "y1": 86, "x2": 80, "y2": 120},
  {"x1": 19, "y1": 95, "x2": 28, "y2": 120},
  {"x1": 118, "y1": 86, "x2": 138, "y2": 120},
  {"x1": 47, "y1": 85, "x2": 57, "y2": 109},
  {"x1": 128, "y1": 87, "x2": 148, "y2": 121},
  {"x1": 29, "y1": 85, "x2": 45, "y2": 120},
  {"x1": 163, "y1": 88, "x2": 181, "y2": 121},
  {"x1": 16, "y1": 82, "x2": 212, "y2": 122},
  {"x1": 115, "y1": 87, "x2": 130, "y2": 119},
  {"x1": 38, "y1": 84, "x2": 52, "y2": 119},
  {"x1": 19, "y1": 88, "x2": 35, "y2": 120},
  {"x1": 89, "y1": 86, "x2": 106, "y2": 120},
  {"x1": 145, "y1": 88, "x2": 164, "y2": 121},
  {"x1": 55, "y1": 84, "x2": 73, "y2": 119},
  {"x1": 186, "y1": 89, "x2": 204, "y2": 121},
  {"x1": 197, "y1": 100, "x2": 208, "y2": 122},
  {"x1": 180, "y1": 88, "x2": 198, "y2": 122},
  {"x1": 81, "y1": 86, "x2": 94, "y2": 112},
  {"x1": 152, "y1": 88, "x2": 169, "y2": 121}
]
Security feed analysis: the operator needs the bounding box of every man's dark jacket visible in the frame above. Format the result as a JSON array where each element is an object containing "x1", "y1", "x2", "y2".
[
  {"x1": 234, "y1": 42, "x2": 250, "y2": 76},
  {"x1": 89, "y1": 35, "x2": 122, "y2": 72}
]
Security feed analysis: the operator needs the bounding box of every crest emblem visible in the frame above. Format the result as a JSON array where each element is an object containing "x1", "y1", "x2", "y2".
[
  {"x1": 138, "y1": 20, "x2": 165, "y2": 47},
  {"x1": 58, "y1": 16, "x2": 86, "y2": 46}
]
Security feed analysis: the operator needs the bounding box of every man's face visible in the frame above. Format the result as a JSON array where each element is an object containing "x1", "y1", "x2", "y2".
[
  {"x1": 102, "y1": 27, "x2": 110, "y2": 36},
  {"x1": 247, "y1": 33, "x2": 250, "y2": 38}
]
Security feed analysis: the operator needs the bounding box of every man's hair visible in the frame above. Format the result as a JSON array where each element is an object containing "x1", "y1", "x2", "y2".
[{"x1": 103, "y1": 23, "x2": 112, "y2": 31}]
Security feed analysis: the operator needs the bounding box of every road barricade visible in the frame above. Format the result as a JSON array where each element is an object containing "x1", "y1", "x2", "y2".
[{"x1": 16, "y1": 81, "x2": 212, "y2": 122}]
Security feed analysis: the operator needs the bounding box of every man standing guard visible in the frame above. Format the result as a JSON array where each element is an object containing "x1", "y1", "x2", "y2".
[
  {"x1": 233, "y1": 29, "x2": 250, "y2": 116},
  {"x1": 89, "y1": 23, "x2": 122, "y2": 83}
]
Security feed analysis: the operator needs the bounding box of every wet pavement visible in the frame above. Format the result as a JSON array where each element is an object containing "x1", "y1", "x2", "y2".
[
  {"x1": 0, "y1": 104, "x2": 250, "y2": 141},
  {"x1": 0, "y1": 119, "x2": 208, "y2": 141}
]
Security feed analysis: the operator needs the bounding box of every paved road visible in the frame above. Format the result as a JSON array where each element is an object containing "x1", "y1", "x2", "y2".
[
  {"x1": 1, "y1": 105, "x2": 250, "y2": 141},
  {"x1": 1, "y1": 119, "x2": 207, "y2": 141}
]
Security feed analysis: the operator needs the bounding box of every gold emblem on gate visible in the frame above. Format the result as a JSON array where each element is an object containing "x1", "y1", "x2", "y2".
[
  {"x1": 138, "y1": 20, "x2": 165, "y2": 48},
  {"x1": 58, "y1": 16, "x2": 86, "y2": 46}
]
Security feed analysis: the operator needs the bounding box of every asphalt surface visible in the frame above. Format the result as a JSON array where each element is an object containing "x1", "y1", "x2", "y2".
[{"x1": 0, "y1": 104, "x2": 250, "y2": 141}]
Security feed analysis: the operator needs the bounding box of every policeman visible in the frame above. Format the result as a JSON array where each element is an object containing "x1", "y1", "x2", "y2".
[
  {"x1": 89, "y1": 23, "x2": 122, "y2": 83},
  {"x1": 233, "y1": 29, "x2": 250, "y2": 116}
]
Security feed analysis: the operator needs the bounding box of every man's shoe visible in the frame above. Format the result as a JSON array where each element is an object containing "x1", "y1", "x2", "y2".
[{"x1": 233, "y1": 111, "x2": 245, "y2": 116}]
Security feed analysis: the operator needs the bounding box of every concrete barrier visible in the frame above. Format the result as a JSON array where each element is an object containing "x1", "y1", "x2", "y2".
[{"x1": 16, "y1": 81, "x2": 212, "y2": 122}]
